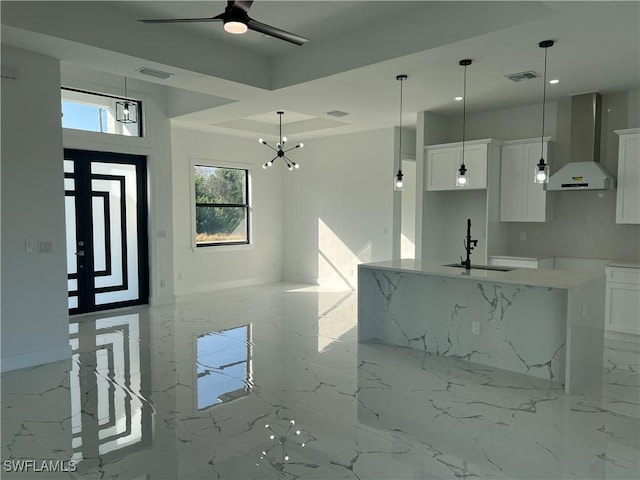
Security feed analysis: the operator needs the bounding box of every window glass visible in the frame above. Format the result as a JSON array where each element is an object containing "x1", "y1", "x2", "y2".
[
  {"x1": 61, "y1": 87, "x2": 142, "y2": 137},
  {"x1": 194, "y1": 166, "x2": 250, "y2": 246}
]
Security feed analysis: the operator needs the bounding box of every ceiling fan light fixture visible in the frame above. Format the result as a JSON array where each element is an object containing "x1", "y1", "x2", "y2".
[{"x1": 224, "y1": 19, "x2": 248, "y2": 34}]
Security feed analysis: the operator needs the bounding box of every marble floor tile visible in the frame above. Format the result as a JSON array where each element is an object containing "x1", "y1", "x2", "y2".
[{"x1": 2, "y1": 283, "x2": 639, "y2": 479}]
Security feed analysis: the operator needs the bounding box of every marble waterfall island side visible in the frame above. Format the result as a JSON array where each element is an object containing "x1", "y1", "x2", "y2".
[{"x1": 358, "y1": 260, "x2": 605, "y2": 394}]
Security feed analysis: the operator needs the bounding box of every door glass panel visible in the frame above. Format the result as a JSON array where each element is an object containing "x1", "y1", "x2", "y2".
[
  {"x1": 65, "y1": 196, "x2": 78, "y2": 275},
  {"x1": 91, "y1": 162, "x2": 139, "y2": 305},
  {"x1": 92, "y1": 196, "x2": 108, "y2": 273},
  {"x1": 64, "y1": 159, "x2": 74, "y2": 173},
  {"x1": 69, "y1": 296, "x2": 78, "y2": 309}
]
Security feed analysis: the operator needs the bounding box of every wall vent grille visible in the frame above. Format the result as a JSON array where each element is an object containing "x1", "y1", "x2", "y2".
[
  {"x1": 326, "y1": 110, "x2": 350, "y2": 117},
  {"x1": 136, "y1": 67, "x2": 173, "y2": 80}
]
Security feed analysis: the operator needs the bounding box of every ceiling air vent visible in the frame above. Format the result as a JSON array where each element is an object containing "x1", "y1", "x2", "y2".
[
  {"x1": 505, "y1": 70, "x2": 540, "y2": 82},
  {"x1": 136, "y1": 67, "x2": 173, "y2": 80},
  {"x1": 326, "y1": 110, "x2": 350, "y2": 117}
]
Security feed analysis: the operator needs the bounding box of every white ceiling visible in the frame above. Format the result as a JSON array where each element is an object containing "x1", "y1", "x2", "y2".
[{"x1": 2, "y1": 1, "x2": 639, "y2": 140}]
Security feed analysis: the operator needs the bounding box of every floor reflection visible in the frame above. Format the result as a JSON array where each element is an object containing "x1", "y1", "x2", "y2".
[
  {"x1": 1, "y1": 283, "x2": 638, "y2": 479},
  {"x1": 69, "y1": 313, "x2": 152, "y2": 469}
]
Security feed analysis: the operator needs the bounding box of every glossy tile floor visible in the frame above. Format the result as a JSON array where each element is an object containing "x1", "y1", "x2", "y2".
[{"x1": 2, "y1": 283, "x2": 639, "y2": 479}]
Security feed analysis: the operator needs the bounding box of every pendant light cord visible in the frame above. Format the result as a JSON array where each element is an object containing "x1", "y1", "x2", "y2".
[
  {"x1": 279, "y1": 112, "x2": 283, "y2": 146},
  {"x1": 462, "y1": 63, "x2": 467, "y2": 167},
  {"x1": 541, "y1": 45, "x2": 548, "y2": 156},
  {"x1": 398, "y1": 76, "x2": 403, "y2": 172},
  {"x1": 396, "y1": 75, "x2": 407, "y2": 174},
  {"x1": 459, "y1": 60, "x2": 471, "y2": 168}
]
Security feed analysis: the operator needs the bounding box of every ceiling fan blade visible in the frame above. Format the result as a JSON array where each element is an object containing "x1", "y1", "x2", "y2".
[
  {"x1": 247, "y1": 18, "x2": 308, "y2": 46},
  {"x1": 139, "y1": 13, "x2": 224, "y2": 24}
]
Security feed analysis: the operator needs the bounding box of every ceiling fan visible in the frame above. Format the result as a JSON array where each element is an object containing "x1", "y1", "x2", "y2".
[{"x1": 138, "y1": 0, "x2": 309, "y2": 46}]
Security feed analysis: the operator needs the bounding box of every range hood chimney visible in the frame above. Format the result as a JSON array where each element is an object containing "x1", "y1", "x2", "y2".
[{"x1": 547, "y1": 92, "x2": 616, "y2": 190}]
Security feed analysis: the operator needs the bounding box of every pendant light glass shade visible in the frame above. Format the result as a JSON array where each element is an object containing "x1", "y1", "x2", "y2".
[
  {"x1": 456, "y1": 164, "x2": 468, "y2": 187},
  {"x1": 116, "y1": 77, "x2": 138, "y2": 124},
  {"x1": 457, "y1": 59, "x2": 472, "y2": 187},
  {"x1": 394, "y1": 74, "x2": 407, "y2": 191},
  {"x1": 534, "y1": 40, "x2": 554, "y2": 184}
]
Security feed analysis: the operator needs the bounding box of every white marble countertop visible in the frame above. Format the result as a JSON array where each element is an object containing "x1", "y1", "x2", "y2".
[
  {"x1": 359, "y1": 259, "x2": 602, "y2": 289},
  {"x1": 606, "y1": 260, "x2": 640, "y2": 269}
]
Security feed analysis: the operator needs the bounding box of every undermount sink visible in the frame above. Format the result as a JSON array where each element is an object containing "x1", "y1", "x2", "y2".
[{"x1": 443, "y1": 263, "x2": 515, "y2": 272}]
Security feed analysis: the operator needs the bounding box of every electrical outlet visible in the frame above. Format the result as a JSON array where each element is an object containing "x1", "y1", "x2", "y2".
[
  {"x1": 160, "y1": 279, "x2": 166, "y2": 288},
  {"x1": 38, "y1": 240, "x2": 52, "y2": 253},
  {"x1": 519, "y1": 231, "x2": 527, "y2": 241},
  {"x1": 472, "y1": 321, "x2": 480, "y2": 335}
]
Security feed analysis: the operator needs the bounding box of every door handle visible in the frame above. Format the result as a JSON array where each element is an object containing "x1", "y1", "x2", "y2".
[{"x1": 75, "y1": 251, "x2": 85, "y2": 257}]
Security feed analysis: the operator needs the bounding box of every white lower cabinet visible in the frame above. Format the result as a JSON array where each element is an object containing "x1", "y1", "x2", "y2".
[
  {"x1": 500, "y1": 138, "x2": 553, "y2": 222},
  {"x1": 605, "y1": 265, "x2": 640, "y2": 336},
  {"x1": 489, "y1": 256, "x2": 554, "y2": 269}
]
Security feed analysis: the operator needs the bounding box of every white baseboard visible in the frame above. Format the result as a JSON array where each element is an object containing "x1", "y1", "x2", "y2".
[
  {"x1": 605, "y1": 330, "x2": 640, "y2": 344},
  {"x1": 1, "y1": 344, "x2": 72, "y2": 373},
  {"x1": 149, "y1": 294, "x2": 177, "y2": 306}
]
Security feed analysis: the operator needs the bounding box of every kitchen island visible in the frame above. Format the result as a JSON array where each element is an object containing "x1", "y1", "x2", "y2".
[{"x1": 358, "y1": 259, "x2": 605, "y2": 394}]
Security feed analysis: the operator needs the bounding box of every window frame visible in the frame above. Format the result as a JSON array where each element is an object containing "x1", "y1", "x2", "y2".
[
  {"x1": 61, "y1": 86, "x2": 144, "y2": 138},
  {"x1": 190, "y1": 159, "x2": 252, "y2": 249}
]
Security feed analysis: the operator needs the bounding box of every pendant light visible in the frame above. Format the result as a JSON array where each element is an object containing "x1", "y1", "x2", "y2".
[
  {"x1": 394, "y1": 74, "x2": 408, "y2": 191},
  {"x1": 534, "y1": 40, "x2": 554, "y2": 184},
  {"x1": 456, "y1": 59, "x2": 472, "y2": 187},
  {"x1": 116, "y1": 77, "x2": 138, "y2": 124},
  {"x1": 259, "y1": 111, "x2": 303, "y2": 171}
]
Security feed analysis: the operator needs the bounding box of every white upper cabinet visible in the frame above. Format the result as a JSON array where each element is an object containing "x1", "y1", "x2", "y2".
[
  {"x1": 425, "y1": 139, "x2": 498, "y2": 191},
  {"x1": 500, "y1": 138, "x2": 553, "y2": 222},
  {"x1": 615, "y1": 128, "x2": 640, "y2": 224}
]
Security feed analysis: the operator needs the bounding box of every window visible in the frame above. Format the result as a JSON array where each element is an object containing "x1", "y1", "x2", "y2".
[
  {"x1": 194, "y1": 165, "x2": 250, "y2": 246},
  {"x1": 197, "y1": 325, "x2": 252, "y2": 409},
  {"x1": 61, "y1": 87, "x2": 143, "y2": 137}
]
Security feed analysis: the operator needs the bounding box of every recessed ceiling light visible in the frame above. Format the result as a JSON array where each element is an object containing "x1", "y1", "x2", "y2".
[
  {"x1": 455, "y1": 96, "x2": 463, "y2": 101},
  {"x1": 549, "y1": 79, "x2": 559, "y2": 84}
]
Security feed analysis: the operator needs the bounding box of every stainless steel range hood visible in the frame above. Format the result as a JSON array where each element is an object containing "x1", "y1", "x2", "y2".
[{"x1": 547, "y1": 92, "x2": 616, "y2": 190}]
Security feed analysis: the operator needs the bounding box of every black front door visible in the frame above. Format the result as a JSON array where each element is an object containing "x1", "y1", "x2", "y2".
[{"x1": 64, "y1": 149, "x2": 149, "y2": 314}]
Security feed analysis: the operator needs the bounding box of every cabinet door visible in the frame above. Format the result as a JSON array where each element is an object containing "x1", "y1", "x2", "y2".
[
  {"x1": 605, "y1": 283, "x2": 640, "y2": 334},
  {"x1": 426, "y1": 148, "x2": 457, "y2": 190},
  {"x1": 616, "y1": 133, "x2": 640, "y2": 224},
  {"x1": 463, "y1": 144, "x2": 488, "y2": 189},
  {"x1": 523, "y1": 142, "x2": 550, "y2": 222},
  {"x1": 500, "y1": 144, "x2": 525, "y2": 221}
]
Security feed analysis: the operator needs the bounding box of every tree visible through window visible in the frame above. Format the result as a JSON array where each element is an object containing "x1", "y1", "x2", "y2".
[{"x1": 194, "y1": 165, "x2": 250, "y2": 246}]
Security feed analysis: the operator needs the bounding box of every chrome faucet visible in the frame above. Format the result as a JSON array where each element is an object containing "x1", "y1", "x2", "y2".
[{"x1": 461, "y1": 218, "x2": 478, "y2": 270}]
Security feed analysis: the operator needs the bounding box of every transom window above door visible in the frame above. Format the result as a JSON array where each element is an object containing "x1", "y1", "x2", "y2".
[{"x1": 61, "y1": 87, "x2": 143, "y2": 137}]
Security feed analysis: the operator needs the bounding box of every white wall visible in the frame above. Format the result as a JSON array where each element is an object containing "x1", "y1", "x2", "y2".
[
  {"x1": 1, "y1": 47, "x2": 70, "y2": 371},
  {"x1": 170, "y1": 128, "x2": 283, "y2": 295},
  {"x1": 282, "y1": 128, "x2": 394, "y2": 288},
  {"x1": 61, "y1": 65, "x2": 176, "y2": 305}
]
